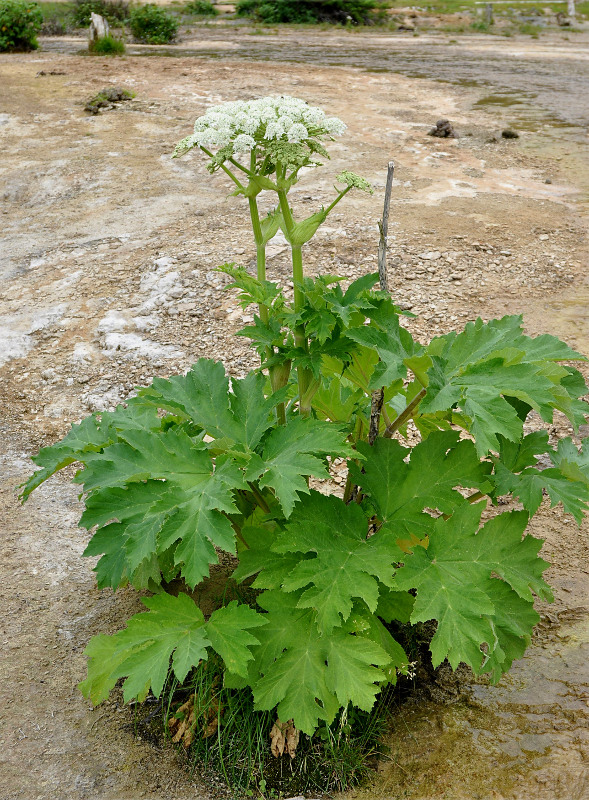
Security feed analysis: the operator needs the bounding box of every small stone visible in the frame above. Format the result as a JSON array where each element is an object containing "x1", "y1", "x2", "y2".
[
  {"x1": 501, "y1": 128, "x2": 519, "y2": 139},
  {"x1": 545, "y1": 177, "x2": 552, "y2": 184},
  {"x1": 176, "y1": 301, "x2": 198, "y2": 313},
  {"x1": 428, "y1": 119, "x2": 457, "y2": 138}
]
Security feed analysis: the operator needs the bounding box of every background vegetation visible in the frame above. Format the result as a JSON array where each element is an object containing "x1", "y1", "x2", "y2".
[
  {"x1": 128, "y1": 3, "x2": 177, "y2": 42},
  {"x1": 32, "y1": 0, "x2": 589, "y2": 40},
  {"x1": 0, "y1": 0, "x2": 43, "y2": 51},
  {"x1": 235, "y1": 0, "x2": 383, "y2": 24}
]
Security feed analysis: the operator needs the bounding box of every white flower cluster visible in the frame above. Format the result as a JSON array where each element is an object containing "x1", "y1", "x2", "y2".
[{"x1": 184, "y1": 96, "x2": 346, "y2": 156}]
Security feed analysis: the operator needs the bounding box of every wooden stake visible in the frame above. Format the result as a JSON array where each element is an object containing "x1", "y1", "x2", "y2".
[{"x1": 377, "y1": 161, "x2": 395, "y2": 293}]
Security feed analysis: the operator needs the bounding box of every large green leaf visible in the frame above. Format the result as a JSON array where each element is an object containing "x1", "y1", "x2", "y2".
[
  {"x1": 78, "y1": 634, "x2": 131, "y2": 705},
  {"x1": 421, "y1": 316, "x2": 588, "y2": 456},
  {"x1": 394, "y1": 504, "x2": 551, "y2": 676},
  {"x1": 491, "y1": 432, "x2": 589, "y2": 524},
  {"x1": 140, "y1": 360, "x2": 283, "y2": 450},
  {"x1": 80, "y1": 594, "x2": 266, "y2": 705},
  {"x1": 201, "y1": 601, "x2": 268, "y2": 679},
  {"x1": 493, "y1": 463, "x2": 589, "y2": 524},
  {"x1": 550, "y1": 436, "x2": 589, "y2": 488},
  {"x1": 345, "y1": 314, "x2": 418, "y2": 390},
  {"x1": 350, "y1": 431, "x2": 491, "y2": 541},
  {"x1": 251, "y1": 591, "x2": 390, "y2": 735},
  {"x1": 78, "y1": 428, "x2": 245, "y2": 588},
  {"x1": 312, "y1": 377, "x2": 366, "y2": 424},
  {"x1": 273, "y1": 492, "x2": 401, "y2": 633},
  {"x1": 233, "y1": 524, "x2": 303, "y2": 590},
  {"x1": 473, "y1": 511, "x2": 552, "y2": 603},
  {"x1": 246, "y1": 417, "x2": 355, "y2": 516},
  {"x1": 481, "y1": 579, "x2": 539, "y2": 682},
  {"x1": 346, "y1": 602, "x2": 409, "y2": 684},
  {"x1": 83, "y1": 523, "x2": 130, "y2": 589},
  {"x1": 21, "y1": 415, "x2": 112, "y2": 501},
  {"x1": 21, "y1": 400, "x2": 164, "y2": 501},
  {"x1": 321, "y1": 345, "x2": 380, "y2": 394}
]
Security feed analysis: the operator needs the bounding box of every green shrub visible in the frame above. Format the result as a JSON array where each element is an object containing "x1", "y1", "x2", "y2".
[
  {"x1": 236, "y1": 0, "x2": 380, "y2": 24},
  {"x1": 183, "y1": 0, "x2": 217, "y2": 15},
  {"x1": 89, "y1": 32, "x2": 125, "y2": 52},
  {"x1": 72, "y1": 0, "x2": 129, "y2": 26},
  {"x1": 0, "y1": 0, "x2": 43, "y2": 51},
  {"x1": 128, "y1": 3, "x2": 177, "y2": 42}
]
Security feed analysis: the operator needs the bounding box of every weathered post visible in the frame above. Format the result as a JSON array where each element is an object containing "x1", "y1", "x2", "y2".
[
  {"x1": 89, "y1": 12, "x2": 110, "y2": 46},
  {"x1": 377, "y1": 160, "x2": 394, "y2": 293},
  {"x1": 369, "y1": 160, "x2": 396, "y2": 446}
]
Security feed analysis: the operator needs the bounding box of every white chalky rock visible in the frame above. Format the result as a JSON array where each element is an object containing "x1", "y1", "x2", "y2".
[{"x1": 89, "y1": 12, "x2": 109, "y2": 43}]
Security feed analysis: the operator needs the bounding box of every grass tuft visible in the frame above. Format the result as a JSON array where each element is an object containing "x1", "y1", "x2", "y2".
[
  {"x1": 89, "y1": 32, "x2": 125, "y2": 53},
  {"x1": 157, "y1": 655, "x2": 391, "y2": 796}
]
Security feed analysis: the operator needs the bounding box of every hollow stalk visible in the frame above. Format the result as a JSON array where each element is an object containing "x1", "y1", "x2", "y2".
[
  {"x1": 277, "y1": 179, "x2": 312, "y2": 416},
  {"x1": 247, "y1": 152, "x2": 288, "y2": 424}
]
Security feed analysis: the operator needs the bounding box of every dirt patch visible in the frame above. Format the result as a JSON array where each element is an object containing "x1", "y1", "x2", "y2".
[{"x1": 0, "y1": 30, "x2": 588, "y2": 800}]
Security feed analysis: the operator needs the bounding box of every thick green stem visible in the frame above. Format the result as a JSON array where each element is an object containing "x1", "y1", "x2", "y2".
[
  {"x1": 278, "y1": 183, "x2": 312, "y2": 416},
  {"x1": 325, "y1": 185, "x2": 352, "y2": 215},
  {"x1": 383, "y1": 388, "x2": 427, "y2": 439},
  {"x1": 275, "y1": 402, "x2": 286, "y2": 426},
  {"x1": 247, "y1": 193, "x2": 269, "y2": 325},
  {"x1": 247, "y1": 481, "x2": 271, "y2": 514},
  {"x1": 292, "y1": 247, "x2": 313, "y2": 415},
  {"x1": 343, "y1": 472, "x2": 355, "y2": 504},
  {"x1": 248, "y1": 158, "x2": 290, "y2": 423},
  {"x1": 269, "y1": 360, "x2": 291, "y2": 426}
]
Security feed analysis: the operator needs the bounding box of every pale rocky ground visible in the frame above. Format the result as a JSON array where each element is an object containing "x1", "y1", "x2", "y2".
[{"x1": 0, "y1": 27, "x2": 588, "y2": 800}]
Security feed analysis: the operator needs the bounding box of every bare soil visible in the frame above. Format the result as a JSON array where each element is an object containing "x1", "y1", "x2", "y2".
[{"x1": 1, "y1": 28, "x2": 588, "y2": 800}]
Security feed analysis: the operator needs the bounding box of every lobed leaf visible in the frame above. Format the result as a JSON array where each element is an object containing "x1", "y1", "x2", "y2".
[
  {"x1": 80, "y1": 593, "x2": 267, "y2": 706},
  {"x1": 351, "y1": 431, "x2": 492, "y2": 542},
  {"x1": 273, "y1": 492, "x2": 401, "y2": 633},
  {"x1": 247, "y1": 417, "x2": 356, "y2": 516},
  {"x1": 251, "y1": 591, "x2": 392, "y2": 735},
  {"x1": 491, "y1": 432, "x2": 589, "y2": 523},
  {"x1": 394, "y1": 503, "x2": 551, "y2": 676},
  {"x1": 421, "y1": 316, "x2": 588, "y2": 456}
]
